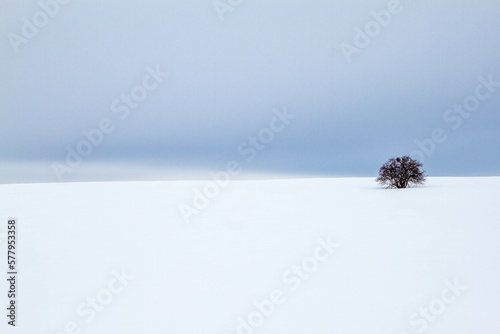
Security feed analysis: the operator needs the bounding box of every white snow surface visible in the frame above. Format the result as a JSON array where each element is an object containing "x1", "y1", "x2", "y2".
[{"x1": 0, "y1": 177, "x2": 499, "y2": 333}]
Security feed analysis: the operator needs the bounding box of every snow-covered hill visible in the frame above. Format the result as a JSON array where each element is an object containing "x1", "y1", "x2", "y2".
[{"x1": 1, "y1": 177, "x2": 499, "y2": 333}]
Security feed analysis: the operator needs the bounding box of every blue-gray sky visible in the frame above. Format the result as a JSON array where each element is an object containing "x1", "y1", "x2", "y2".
[{"x1": 1, "y1": 0, "x2": 499, "y2": 183}]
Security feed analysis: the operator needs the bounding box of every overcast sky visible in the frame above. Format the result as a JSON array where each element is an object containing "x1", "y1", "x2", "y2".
[{"x1": 1, "y1": 0, "x2": 499, "y2": 183}]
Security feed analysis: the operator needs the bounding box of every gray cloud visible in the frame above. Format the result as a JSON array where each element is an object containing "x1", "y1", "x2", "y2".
[{"x1": 1, "y1": 0, "x2": 499, "y2": 183}]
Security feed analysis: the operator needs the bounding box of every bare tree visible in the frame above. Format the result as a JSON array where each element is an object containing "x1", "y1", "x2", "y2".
[{"x1": 376, "y1": 156, "x2": 426, "y2": 189}]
